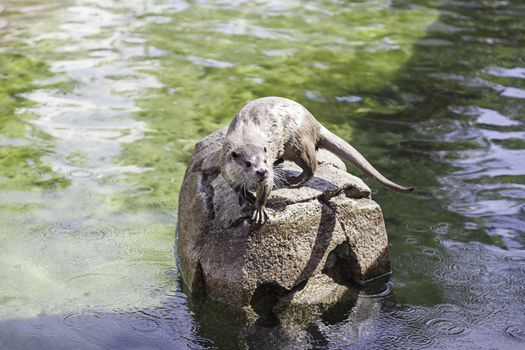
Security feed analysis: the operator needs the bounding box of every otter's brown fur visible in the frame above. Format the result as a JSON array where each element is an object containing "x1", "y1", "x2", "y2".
[{"x1": 220, "y1": 96, "x2": 413, "y2": 225}]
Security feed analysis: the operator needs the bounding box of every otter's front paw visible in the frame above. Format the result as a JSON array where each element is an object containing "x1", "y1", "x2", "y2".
[{"x1": 251, "y1": 206, "x2": 269, "y2": 225}]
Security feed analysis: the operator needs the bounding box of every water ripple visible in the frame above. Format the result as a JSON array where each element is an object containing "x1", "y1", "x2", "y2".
[
  {"x1": 425, "y1": 317, "x2": 471, "y2": 337},
  {"x1": 129, "y1": 311, "x2": 162, "y2": 336},
  {"x1": 433, "y1": 262, "x2": 485, "y2": 284},
  {"x1": 420, "y1": 247, "x2": 445, "y2": 263},
  {"x1": 42, "y1": 222, "x2": 115, "y2": 241},
  {"x1": 501, "y1": 86, "x2": 525, "y2": 99},
  {"x1": 68, "y1": 169, "x2": 93, "y2": 178},
  {"x1": 63, "y1": 311, "x2": 101, "y2": 330},
  {"x1": 485, "y1": 67, "x2": 525, "y2": 79},
  {"x1": 186, "y1": 55, "x2": 235, "y2": 68},
  {"x1": 132, "y1": 186, "x2": 154, "y2": 195},
  {"x1": 1, "y1": 0, "x2": 525, "y2": 349},
  {"x1": 406, "y1": 333, "x2": 434, "y2": 348},
  {"x1": 434, "y1": 303, "x2": 461, "y2": 314},
  {"x1": 406, "y1": 222, "x2": 433, "y2": 233},
  {"x1": 504, "y1": 325, "x2": 525, "y2": 342}
]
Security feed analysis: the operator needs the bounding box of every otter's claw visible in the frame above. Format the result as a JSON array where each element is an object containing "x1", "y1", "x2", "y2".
[{"x1": 251, "y1": 207, "x2": 269, "y2": 225}]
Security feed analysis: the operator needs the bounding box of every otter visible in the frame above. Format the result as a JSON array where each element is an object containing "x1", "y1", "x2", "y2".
[{"x1": 220, "y1": 96, "x2": 413, "y2": 225}]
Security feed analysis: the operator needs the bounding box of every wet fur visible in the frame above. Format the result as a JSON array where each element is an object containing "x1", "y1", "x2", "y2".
[{"x1": 220, "y1": 96, "x2": 413, "y2": 225}]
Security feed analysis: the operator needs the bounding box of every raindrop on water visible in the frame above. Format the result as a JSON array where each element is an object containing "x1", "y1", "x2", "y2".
[
  {"x1": 425, "y1": 317, "x2": 471, "y2": 337},
  {"x1": 63, "y1": 311, "x2": 101, "y2": 330},
  {"x1": 406, "y1": 333, "x2": 434, "y2": 348},
  {"x1": 406, "y1": 222, "x2": 432, "y2": 233},
  {"x1": 134, "y1": 186, "x2": 154, "y2": 194},
  {"x1": 129, "y1": 315, "x2": 161, "y2": 334},
  {"x1": 68, "y1": 169, "x2": 93, "y2": 178}
]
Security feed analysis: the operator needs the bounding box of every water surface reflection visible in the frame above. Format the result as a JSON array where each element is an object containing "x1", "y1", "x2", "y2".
[{"x1": 0, "y1": 0, "x2": 524, "y2": 349}]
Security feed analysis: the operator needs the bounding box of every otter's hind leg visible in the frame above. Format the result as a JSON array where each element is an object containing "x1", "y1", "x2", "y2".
[{"x1": 286, "y1": 142, "x2": 317, "y2": 188}]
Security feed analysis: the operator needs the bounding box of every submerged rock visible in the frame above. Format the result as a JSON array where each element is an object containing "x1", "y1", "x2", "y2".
[{"x1": 177, "y1": 127, "x2": 390, "y2": 313}]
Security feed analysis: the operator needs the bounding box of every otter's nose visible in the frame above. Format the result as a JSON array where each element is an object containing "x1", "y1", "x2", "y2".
[{"x1": 256, "y1": 168, "x2": 268, "y2": 179}]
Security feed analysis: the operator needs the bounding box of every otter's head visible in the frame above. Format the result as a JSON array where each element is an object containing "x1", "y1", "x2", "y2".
[{"x1": 221, "y1": 143, "x2": 272, "y2": 190}]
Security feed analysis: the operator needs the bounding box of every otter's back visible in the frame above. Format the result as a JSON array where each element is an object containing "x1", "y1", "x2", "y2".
[{"x1": 227, "y1": 97, "x2": 314, "y2": 150}]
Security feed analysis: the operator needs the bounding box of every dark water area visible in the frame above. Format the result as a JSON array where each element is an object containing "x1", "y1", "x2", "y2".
[{"x1": 0, "y1": 0, "x2": 524, "y2": 349}]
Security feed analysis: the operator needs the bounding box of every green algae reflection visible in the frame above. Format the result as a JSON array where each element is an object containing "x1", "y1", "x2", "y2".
[
  {"x1": 0, "y1": 2, "x2": 177, "y2": 319},
  {"x1": 121, "y1": 0, "x2": 439, "y2": 210},
  {"x1": 0, "y1": 0, "x2": 438, "y2": 320},
  {"x1": 0, "y1": 53, "x2": 70, "y2": 195}
]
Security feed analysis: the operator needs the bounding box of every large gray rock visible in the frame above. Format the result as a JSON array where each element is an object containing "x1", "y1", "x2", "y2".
[{"x1": 177, "y1": 127, "x2": 390, "y2": 309}]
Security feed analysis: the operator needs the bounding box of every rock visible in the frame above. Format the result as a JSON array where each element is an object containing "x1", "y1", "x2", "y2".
[{"x1": 177, "y1": 127, "x2": 390, "y2": 311}]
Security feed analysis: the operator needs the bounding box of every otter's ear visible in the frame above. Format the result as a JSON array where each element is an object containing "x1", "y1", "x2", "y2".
[
  {"x1": 231, "y1": 151, "x2": 238, "y2": 159},
  {"x1": 263, "y1": 147, "x2": 267, "y2": 153}
]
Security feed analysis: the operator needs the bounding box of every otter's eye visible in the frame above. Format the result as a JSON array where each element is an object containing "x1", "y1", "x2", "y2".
[
  {"x1": 231, "y1": 151, "x2": 238, "y2": 159},
  {"x1": 263, "y1": 147, "x2": 267, "y2": 153},
  {"x1": 264, "y1": 159, "x2": 268, "y2": 164},
  {"x1": 245, "y1": 161, "x2": 251, "y2": 168}
]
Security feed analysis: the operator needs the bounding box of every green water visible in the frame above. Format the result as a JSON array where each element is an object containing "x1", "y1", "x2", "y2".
[{"x1": 0, "y1": 0, "x2": 524, "y2": 349}]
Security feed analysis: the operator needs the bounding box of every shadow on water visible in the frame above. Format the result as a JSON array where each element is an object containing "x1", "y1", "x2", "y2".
[{"x1": 341, "y1": 1, "x2": 525, "y2": 348}]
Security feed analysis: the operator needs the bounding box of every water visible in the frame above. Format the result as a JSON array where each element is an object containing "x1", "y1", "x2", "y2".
[{"x1": 0, "y1": 0, "x2": 524, "y2": 349}]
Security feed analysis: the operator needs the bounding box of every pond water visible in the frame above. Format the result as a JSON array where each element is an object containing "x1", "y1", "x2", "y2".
[{"x1": 0, "y1": 0, "x2": 524, "y2": 349}]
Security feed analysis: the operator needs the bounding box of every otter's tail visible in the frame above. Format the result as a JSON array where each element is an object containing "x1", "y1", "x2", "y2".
[{"x1": 318, "y1": 126, "x2": 413, "y2": 193}]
